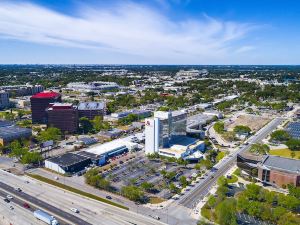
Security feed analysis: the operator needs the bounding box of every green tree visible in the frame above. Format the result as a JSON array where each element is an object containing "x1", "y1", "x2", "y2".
[
  {"x1": 207, "y1": 195, "x2": 217, "y2": 209},
  {"x1": 287, "y1": 184, "x2": 300, "y2": 198},
  {"x1": 278, "y1": 212, "x2": 300, "y2": 225},
  {"x1": 37, "y1": 127, "x2": 62, "y2": 142},
  {"x1": 140, "y1": 182, "x2": 154, "y2": 192},
  {"x1": 217, "y1": 176, "x2": 228, "y2": 187},
  {"x1": 121, "y1": 186, "x2": 145, "y2": 202},
  {"x1": 249, "y1": 143, "x2": 270, "y2": 155},
  {"x1": 21, "y1": 152, "x2": 42, "y2": 164},
  {"x1": 79, "y1": 117, "x2": 93, "y2": 134},
  {"x1": 9, "y1": 140, "x2": 27, "y2": 159},
  {"x1": 244, "y1": 183, "x2": 261, "y2": 200},
  {"x1": 169, "y1": 183, "x2": 179, "y2": 193},
  {"x1": 285, "y1": 138, "x2": 300, "y2": 151},
  {"x1": 214, "y1": 122, "x2": 225, "y2": 134},
  {"x1": 233, "y1": 125, "x2": 251, "y2": 134},
  {"x1": 270, "y1": 130, "x2": 290, "y2": 142},
  {"x1": 92, "y1": 116, "x2": 110, "y2": 132},
  {"x1": 237, "y1": 194, "x2": 249, "y2": 212},
  {"x1": 272, "y1": 206, "x2": 287, "y2": 221},
  {"x1": 215, "y1": 198, "x2": 237, "y2": 225},
  {"x1": 179, "y1": 176, "x2": 188, "y2": 188}
]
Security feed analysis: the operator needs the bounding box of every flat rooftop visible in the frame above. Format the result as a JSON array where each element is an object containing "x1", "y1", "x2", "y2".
[
  {"x1": 0, "y1": 126, "x2": 31, "y2": 140},
  {"x1": 78, "y1": 102, "x2": 105, "y2": 110},
  {"x1": 86, "y1": 139, "x2": 135, "y2": 156},
  {"x1": 31, "y1": 91, "x2": 60, "y2": 99},
  {"x1": 46, "y1": 153, "x2": 90, "y2": 167},
  {"x1": 261, "y1": 155, "x2": 300, "y2": 173}
]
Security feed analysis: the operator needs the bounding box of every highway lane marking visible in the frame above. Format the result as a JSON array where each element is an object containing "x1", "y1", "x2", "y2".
[{"x1": 0, "y1": 183, "x2": 82, "y2": 225}]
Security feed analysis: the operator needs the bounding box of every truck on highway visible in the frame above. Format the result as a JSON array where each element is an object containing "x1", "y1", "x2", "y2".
[{"x1": 33, "y1": 210, "x2": 59, "y2": 225}]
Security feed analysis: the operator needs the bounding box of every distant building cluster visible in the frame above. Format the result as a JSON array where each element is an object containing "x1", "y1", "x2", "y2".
[
  {"x1": 0, "y1": 84, "x2": 44, "y2": 96},
  {"x1": 175, "y1": 69, "x2": 208, "y2": 81},
  {"x1": 0, "y1": 84, "x2": 44, "y2": 109},
  {"x1": 66, "y1": 81, "x2": 119, "y2": 93}
]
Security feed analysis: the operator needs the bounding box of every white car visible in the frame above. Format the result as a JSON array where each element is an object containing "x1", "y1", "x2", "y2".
[
  {"x1": 70, "y1": 208, "x2": 79, "y2": 213},
  {"x1": 6, "y1": 195, "x2": 13, "y2": 199}
]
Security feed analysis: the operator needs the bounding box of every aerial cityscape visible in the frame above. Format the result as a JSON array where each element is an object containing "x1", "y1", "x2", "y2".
[{"x1": 0, "y1": 1, "x2": 300, "y2": 225}]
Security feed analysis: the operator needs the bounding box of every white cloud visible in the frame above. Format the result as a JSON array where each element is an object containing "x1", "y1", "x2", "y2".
[
  {"x1": 235, "y1": 45, "x2": 255, "y2": 53},
  {"x1": 0, "y1": 1, "x2": 257, "y2": 63}
]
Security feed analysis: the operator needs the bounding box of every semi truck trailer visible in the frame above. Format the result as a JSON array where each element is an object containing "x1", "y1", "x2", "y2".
[{"x1": 33, "y1": 210, "x2": 59, "y2": 225}]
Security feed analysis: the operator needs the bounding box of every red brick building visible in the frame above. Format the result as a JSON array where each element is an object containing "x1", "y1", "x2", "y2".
[
  {"x1": 46, "y1": 103, "x2": 78, "y2": 134},
  {"x1": 30, "y1": 91, "x2": 61, "y2": 123},
  {"x1": 257, "y1": 155, "x2": 300, "y2": 188}
]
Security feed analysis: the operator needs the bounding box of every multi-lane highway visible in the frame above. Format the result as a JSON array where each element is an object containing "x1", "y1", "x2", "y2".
[
  {"x1": 0, "y1": 169, "x2": 166, "y2": 225},
  {"x1": 178, "y1": 117, "x2": 284, "y2": 208},
  {"x1": 0, "y1": 180, "x2": 88, "y2": 225}
]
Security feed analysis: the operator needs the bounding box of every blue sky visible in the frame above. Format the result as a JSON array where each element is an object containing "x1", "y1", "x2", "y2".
[{"x1": 0, "y1": 0, "x2": 299, "y2": 64}]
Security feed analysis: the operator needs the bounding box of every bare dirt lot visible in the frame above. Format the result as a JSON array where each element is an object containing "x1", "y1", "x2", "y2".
[{"x1": 226, "y1": 114, "x2": 271, "y2": 132}]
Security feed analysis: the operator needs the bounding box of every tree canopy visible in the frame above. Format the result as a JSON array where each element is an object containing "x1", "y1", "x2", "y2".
[{"x1": 270, "y1": 130, "x2": 291, "y2": 142}]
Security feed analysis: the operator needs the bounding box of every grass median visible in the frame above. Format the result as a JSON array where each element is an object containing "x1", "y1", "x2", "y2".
[{"x1": 26, "y1": 173, "x2": 129, "y2": 210}]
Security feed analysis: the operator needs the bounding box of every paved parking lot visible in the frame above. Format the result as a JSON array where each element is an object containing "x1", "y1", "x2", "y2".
[
  {"x1": 103, "y1": 154, "x2": 198, "y2": 199},
  {"x1": 237, "y1": 213, "x2": 274, "y2": 225}
]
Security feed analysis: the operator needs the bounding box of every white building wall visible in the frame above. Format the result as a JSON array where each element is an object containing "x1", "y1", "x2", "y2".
[
  {"x1": 145, "y1": 118, "x2": 160, "y2": 155},
  {"x1": 45, "y1": 160, "x2": 66, "y2": 174}
]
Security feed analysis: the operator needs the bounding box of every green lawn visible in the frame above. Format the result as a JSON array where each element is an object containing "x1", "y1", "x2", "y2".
[
  {"x1": 227, "y1": 175, "x2": 238, "y2": 183},
  {"x1": 26, "y1": 173, "x2": 128, "y2": 210},
  {"x1": 269, "y1": 148, "x2": 300, "y2": 159},
  {"x1": 149, "y1": 197, "x2": 165, "y2": 204}
]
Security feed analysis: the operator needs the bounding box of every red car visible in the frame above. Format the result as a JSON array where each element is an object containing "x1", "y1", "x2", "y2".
[{"x1": 23, "y1": 203, "x2": 30, "y2": 209}]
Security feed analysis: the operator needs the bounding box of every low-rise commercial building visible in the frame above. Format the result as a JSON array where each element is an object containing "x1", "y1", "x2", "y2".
[
  {"x1": 85, "y1": 139, "x2": 138, "y2": 159},
  {"x1": 237, "y1": 153, "x2": 300, "y2": 187},
  {"x1": 158, "y1": 136, "x2": 205, "y2": 160},
  {"x1": 47, "y1": 103, "x2": 78, "y2": 133},
  {"x1": 106, "y1": 109, "x2": 152, "y2": 121},
  {"x1": 45, "y1": 153, "x2": 92, "y2": 174},
  {"x1": 257, "y1": 155, "x2": 300, "y2": 187},
  {"x1": 66, "y1": 81, "x2": 119, "y2": 93},
  {"x1": 0, "y1": 126, "x2": 32, "y2": 146}
]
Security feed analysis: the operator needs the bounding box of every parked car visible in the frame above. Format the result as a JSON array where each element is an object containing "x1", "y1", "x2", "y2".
[{"x1": 106, "y1": 196, "x2": 112, "y2": 199}]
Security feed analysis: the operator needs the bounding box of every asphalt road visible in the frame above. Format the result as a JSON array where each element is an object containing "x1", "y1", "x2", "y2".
[
  {"x1": 0, "y1": 181, "x2": 90, "y2": 225},
  {"x1": 0, "y1": 170, "x2": 166, "y2": 225},
  {"x1": 178, "y1": 117, "x2": 284, "y2": 208},
  {"x1": 0, "y1": 188, "x2": 68, "y2": 225}
]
